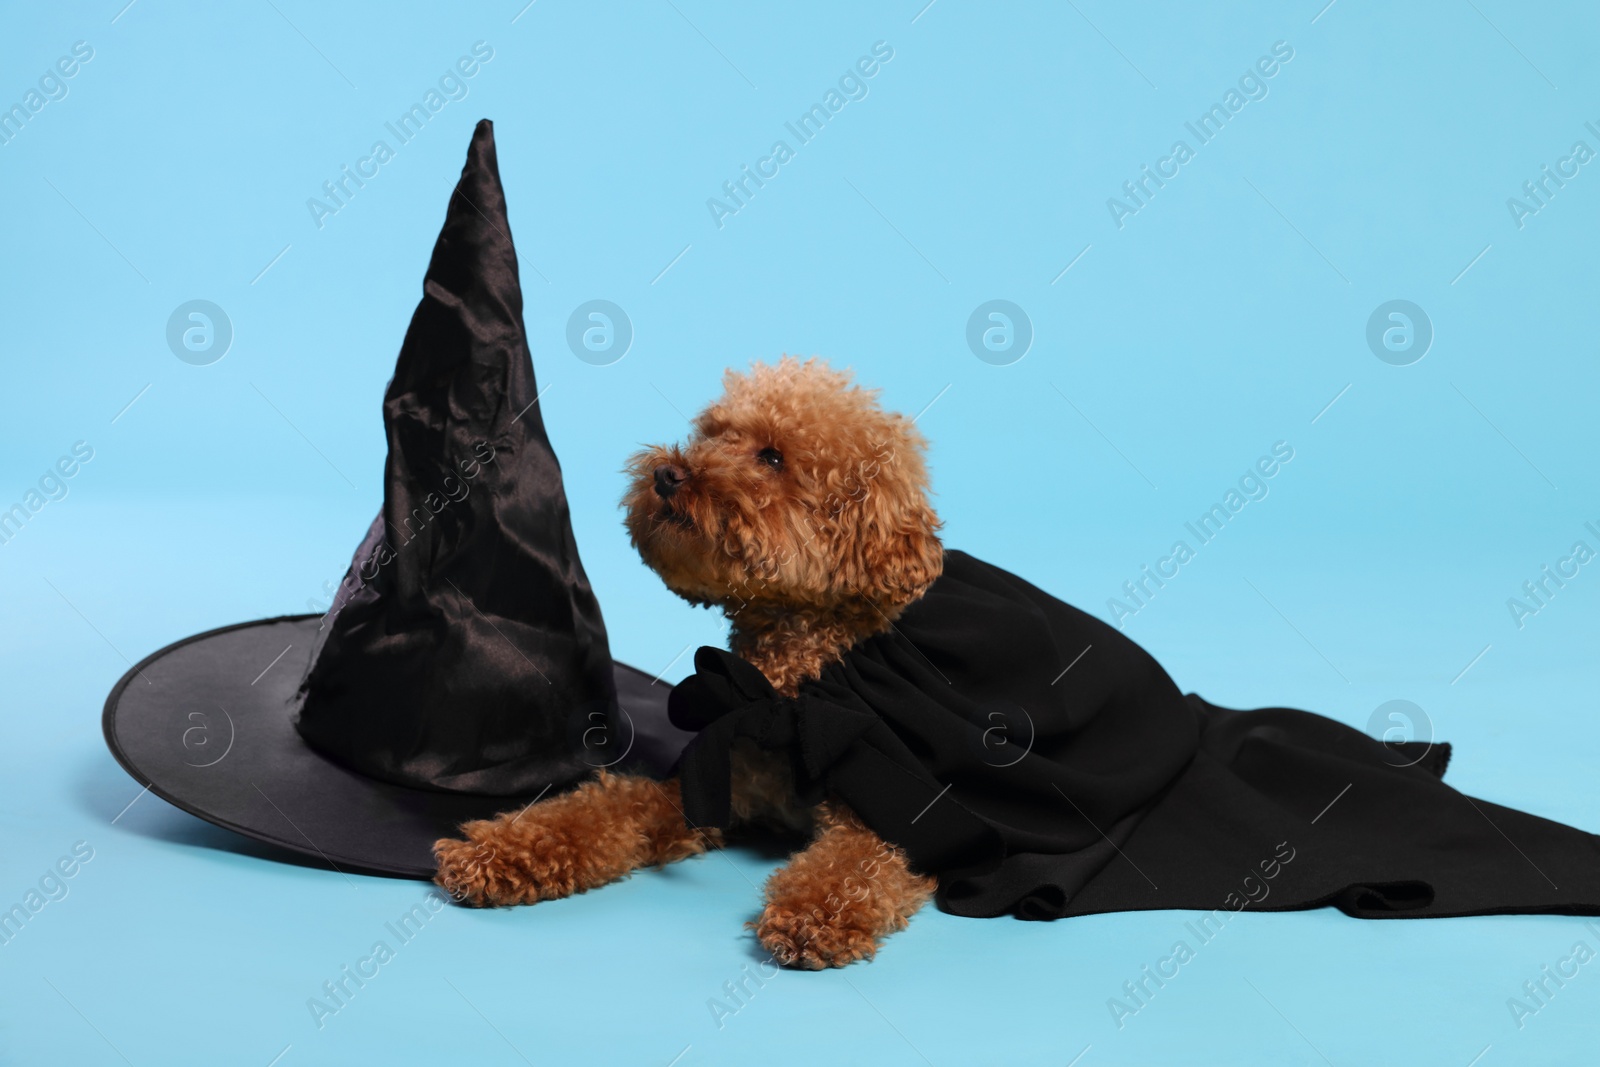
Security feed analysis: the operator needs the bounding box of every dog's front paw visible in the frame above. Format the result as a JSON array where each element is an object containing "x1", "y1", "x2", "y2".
[
  {"x1": 433, "y1": 833, "x2": 510, "y2": 906},
  {"x1": 433, "y1": 818, "x2": 584, "y2": 907},
  {"x1": 754, "y1": 902, "x2": 879, "y2": 970}
]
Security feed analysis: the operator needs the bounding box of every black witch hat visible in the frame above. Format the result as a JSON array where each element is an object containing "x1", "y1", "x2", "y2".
[{"x1": 102, "y1": 120, "x2": 693, "y2": 878}]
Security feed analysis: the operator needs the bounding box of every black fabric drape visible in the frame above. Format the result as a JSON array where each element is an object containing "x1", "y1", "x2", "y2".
[{"x1": 670, "y1": 550, "x2": 1600, "y2": 919}]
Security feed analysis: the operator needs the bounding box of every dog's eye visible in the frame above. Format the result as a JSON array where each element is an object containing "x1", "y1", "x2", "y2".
[{"x1": 756, "y1": 448, "x2": 784, "y2": 472}]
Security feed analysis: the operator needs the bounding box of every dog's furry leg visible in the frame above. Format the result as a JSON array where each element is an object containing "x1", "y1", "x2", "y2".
[
  {"x1": 753, "y1": 802, "x2": 936, "y2": 969},
  {"x1": 434, "y1": 771, "x2": 714, "y2": 907}
]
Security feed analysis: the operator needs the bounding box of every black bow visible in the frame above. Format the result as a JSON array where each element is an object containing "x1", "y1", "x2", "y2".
[{"x1": 668, "y1": 647, "x2": 878, "y2": 829}]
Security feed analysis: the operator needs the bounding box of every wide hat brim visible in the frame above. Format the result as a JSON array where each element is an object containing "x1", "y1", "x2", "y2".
[{"x1": 102, "y1": 614, "x2": 692, "y2": 878}]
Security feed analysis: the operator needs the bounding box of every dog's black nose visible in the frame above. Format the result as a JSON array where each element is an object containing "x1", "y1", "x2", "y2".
[{"x1": 653, "y1": 464, "x2": 687, "y2": 499}]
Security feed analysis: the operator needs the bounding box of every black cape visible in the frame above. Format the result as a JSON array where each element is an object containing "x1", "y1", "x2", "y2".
[{"x1": 670, "y1": 550, "x2": 1600, "y2": 920}]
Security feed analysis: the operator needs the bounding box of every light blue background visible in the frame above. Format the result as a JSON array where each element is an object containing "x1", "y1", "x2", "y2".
[{"x1": 4, "y1": 1, "x2": 1599, "y2": 1064}]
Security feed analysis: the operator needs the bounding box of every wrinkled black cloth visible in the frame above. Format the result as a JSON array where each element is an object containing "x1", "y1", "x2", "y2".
[
  {"x1": 295, "y1": 120, "x2": 619, "y2": 796},
  {"x1": 670, "y1": 550, "x2": 1600, "y2": 919}
]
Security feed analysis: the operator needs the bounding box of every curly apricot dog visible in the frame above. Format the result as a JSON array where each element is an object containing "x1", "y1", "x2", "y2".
[{"x1": 434, "y1": 358, "x2": 944, "y2": 968}]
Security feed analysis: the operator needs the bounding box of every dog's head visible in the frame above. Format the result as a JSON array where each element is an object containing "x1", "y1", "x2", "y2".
[{"x1": 623, "y1": 358, "x2": 943, "y2": 619}]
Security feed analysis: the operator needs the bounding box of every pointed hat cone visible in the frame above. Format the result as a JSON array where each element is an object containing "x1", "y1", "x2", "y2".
[{"x1": 295, "y1": 120, "x2": 619, "y2": 795}]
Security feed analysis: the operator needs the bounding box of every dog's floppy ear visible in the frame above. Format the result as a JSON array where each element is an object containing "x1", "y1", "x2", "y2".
[
  {"x1": 853, "y1": 498, "x2": 943, "y2": 614},
  {"x1": 840, "y1": 418, "x2": 944, "y2": 615}
]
